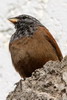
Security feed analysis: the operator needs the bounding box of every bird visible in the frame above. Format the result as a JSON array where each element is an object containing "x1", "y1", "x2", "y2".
[{"x1": 8, "y1": 14, "x2": 63, "y2": 78}]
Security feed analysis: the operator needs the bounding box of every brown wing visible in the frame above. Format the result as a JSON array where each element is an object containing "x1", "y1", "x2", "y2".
[{"x1": 37, "y1": 26, "x2": 63, "y2": 61}]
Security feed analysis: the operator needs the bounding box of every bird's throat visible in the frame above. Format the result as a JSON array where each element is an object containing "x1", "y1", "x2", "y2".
[{"x1": 10, "y1": 24, "x2": 38, "y2": 43}]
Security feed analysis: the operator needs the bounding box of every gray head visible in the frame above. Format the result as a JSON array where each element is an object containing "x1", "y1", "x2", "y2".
[{"x1": 8, "y1": 14, "x2": 42, "y2": 43}]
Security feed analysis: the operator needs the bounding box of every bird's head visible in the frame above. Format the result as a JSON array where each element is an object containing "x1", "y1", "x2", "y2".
[
  {"x1": 8, "y1": 14, "x2": 42, "y2": 43},
  {"x1": 8, "y1": 14, "x2": 41, "y2": 29}
]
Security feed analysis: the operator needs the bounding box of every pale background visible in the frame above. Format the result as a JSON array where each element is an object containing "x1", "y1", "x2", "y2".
[{"x1": 0, "y1": 0, "x2": 67, "y2": 99}]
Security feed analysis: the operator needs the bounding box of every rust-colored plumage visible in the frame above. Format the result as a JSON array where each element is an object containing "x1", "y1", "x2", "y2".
[{"x1": 9, "y1": 15, "x2": 63, "y2": 78}]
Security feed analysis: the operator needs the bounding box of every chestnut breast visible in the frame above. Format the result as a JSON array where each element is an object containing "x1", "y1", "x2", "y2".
[{"x1": 9, "y1": 26, "x2": 63, "y2": 78}]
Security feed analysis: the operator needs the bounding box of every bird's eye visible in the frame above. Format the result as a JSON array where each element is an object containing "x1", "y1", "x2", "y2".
[{"x1": 22, "y1": 16, "x2": 26, "y2": 19}]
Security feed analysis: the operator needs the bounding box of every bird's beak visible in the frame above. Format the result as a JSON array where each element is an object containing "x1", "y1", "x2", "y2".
[{"x1": 8, "y1": 18, "x2": 19, "y2": 23}]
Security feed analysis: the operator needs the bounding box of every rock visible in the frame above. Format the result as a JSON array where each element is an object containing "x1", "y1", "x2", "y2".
[{"x1": 6, "y1": 56, "x2": 67, "y2": 100}]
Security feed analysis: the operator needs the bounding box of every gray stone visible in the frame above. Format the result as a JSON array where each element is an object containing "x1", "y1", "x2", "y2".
[{"x1": 6, "y1": 56, "x2": 67, "y2": 100}]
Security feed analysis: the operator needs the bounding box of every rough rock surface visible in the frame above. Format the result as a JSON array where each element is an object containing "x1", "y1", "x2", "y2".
[{"x1": 6, "y1": 56, "x2": 67, "y2": 100}]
